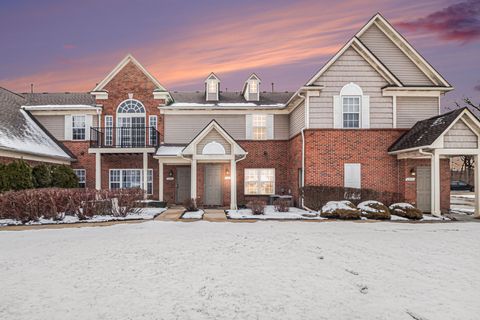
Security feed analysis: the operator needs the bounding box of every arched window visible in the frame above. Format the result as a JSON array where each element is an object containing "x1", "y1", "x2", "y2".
[
  {"x1": 340, "y1": 83, "x2": 363, "y2": 128},
  {"x1": 202, "y1": 141, "x2": 226, "y2": 155},
  {"x1": 117, "y1": 99, "x2": 146, "y2": 114}
]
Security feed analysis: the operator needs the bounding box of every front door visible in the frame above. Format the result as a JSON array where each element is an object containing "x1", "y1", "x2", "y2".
[
  {"x1": 204, "y1": 164, "x2": 222, "y2": 206},
  {"x1": 416, "y1": 166, "x2": 431, "y2": 212},
  {"x1": 176, "y1": 167, "x2": 191, "y2": 203}
]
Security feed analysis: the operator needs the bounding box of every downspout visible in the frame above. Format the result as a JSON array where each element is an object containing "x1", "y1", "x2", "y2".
[{"x1": 296, "y1": 90, "x2": 310, "y2": 210}]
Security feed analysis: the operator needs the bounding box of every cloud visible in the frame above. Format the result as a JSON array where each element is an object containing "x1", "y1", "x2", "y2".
[
  {"x1": 63, "y1": 44, "x2": 76, "y2": 50},
  {"x1": 398, "y1": 0, "x2": 480, "y2": 43}
]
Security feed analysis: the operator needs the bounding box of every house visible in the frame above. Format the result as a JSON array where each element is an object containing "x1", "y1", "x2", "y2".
[{"x1": 1, "y1": 13, "x2": 480, "y2": 216}]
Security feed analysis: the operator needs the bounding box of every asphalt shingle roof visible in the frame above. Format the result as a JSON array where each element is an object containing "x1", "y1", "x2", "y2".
[
  {"x1": 23, "y1": 92, "x2": 95, "y2": 106},
  {"x1": 169, "y1": 91, "x2": 293, "y2": 106},
  {"x1": 0, "y1": 87, "x2": 75, "y2": 160},
  {"x1": 388, "y1": 108, "x2": 467, "y2": 152}
]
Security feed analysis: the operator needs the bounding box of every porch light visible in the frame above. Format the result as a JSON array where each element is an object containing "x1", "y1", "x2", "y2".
[
  {"x1": 168, "y1": 169, "x2": 174, "y2": 178},
  {"x1": 410, "y1": 168, "x2": 416, "y2": 176},
  {"x1": 225, "y1": 167, "x2": 231, "y2": 180}
]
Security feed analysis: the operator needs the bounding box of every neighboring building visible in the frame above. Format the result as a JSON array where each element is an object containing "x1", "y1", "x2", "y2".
[{"x1": 1, "y1": 13, "x2": 480, "y2": 216}]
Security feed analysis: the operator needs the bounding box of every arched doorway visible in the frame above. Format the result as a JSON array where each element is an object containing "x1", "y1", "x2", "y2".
[{"x1": 116, "y1": 99, "x2": 146, "y2": 147}]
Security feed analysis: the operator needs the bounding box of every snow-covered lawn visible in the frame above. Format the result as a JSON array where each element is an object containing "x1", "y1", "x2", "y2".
[
  {"x1": 181, "y1": 209, "x2": 205, "y2": 219},
  {"x1": 0, "y1": 222, "x2": 478, "y2": 319},
  {"x1": 0, "y1": 207, "x2": 166, "y2": 226},
  {"x1": 227, "y1": 205, "x2": 324, "y2": 220}
]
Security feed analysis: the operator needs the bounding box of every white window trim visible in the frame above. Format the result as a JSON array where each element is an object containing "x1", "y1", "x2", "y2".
[
  {"x1": 252, "y1": 114, "x2": 267, "y2": 140},
  {"x1": 109, "y1": 169, "x2": 153, "y2": 195},
  {"x1": 249, "y1": 80, "x2": 258, "y2": 94},
  {"x1": 342, "y1": 95, "x2": 361, "y2": 129},
  {"x1": 244, "y1": 168, "x2": 275, "y2": 195},
  {"x1": 73, "y1": 169, "x2": 86, "y2": 188},
  {"x1": 208, "y1": 80, "x2": 217, "y2": 94},
  {"x1": 105, "y1": 115, "x2": 113, "y2": 146},
  {"x1": 72, "y1": 115, "x2": 86, "y2": 140}
]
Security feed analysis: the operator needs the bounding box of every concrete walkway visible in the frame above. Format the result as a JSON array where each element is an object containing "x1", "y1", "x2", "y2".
[
  {"x1": 154, "y1": 207, "x2": 184, "y2": 221},
  {"x1": 203, "y1": 209, "x2": 228, "y2": 222}
]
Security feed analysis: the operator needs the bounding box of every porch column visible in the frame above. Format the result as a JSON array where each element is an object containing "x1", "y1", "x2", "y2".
[
  {"x1": 191, "y1": 159, "x2": 197, "y2": 200},
  {"x1": 159, "y1": 161, "x2": 164, "y2": 202},
  {"x1": 474, "y1": 154, "x2": 480, "y2": 218},
  {"x1": 95, "y1": 152, "x2": 101, "y2": 190},
  {"x1": 230, "y1": 159, "x2": 237, "y2": 210},
  {"x1": 431, "y1": 151, "x2": 441, "y2": 216},
  {"x1": 143, "y1": 151, "x2": 148, "y2": 199}
]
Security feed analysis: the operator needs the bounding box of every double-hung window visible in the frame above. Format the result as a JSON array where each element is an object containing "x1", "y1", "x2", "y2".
[
  {"x1": 249, "y1": 81, "x2": 258, "y2": 94},
  {"x1": 244, "y1": 168, "x2": 275, "y2": 195},
  {"x1": 252, "y1": 114, "x2": 267, "y2": 140},
  {"x1": 73, "y1": 169, "x2": 86, "y2": 188},
  {"x1": 72, "y1": 115, "x2": 86, "y2": 140},
  {"x1": 208, "y1": 81, "x2": 217, "y2": 93},
  {"x1": 109, "y1": 169, "x2": 153, "y2": 195},
  {"x1": 342, "y1": 96, "x2": 360, "y2": 128}
]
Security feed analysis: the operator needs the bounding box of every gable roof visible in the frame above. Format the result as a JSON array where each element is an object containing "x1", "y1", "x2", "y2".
[
  {"x1": 0, "y1": 87, "x2": 74, "y2": 162},
  {"x1": 92, "y1": 54, "x2": 168, "y2": 92},
  {"x1": 388, "y1": 108, "x2": 473, "y2": 152},
  {"x1": 205, "y1": 72, "x2": 220, "y2": 82},
  {"x1": 182, "y1": 120, "x2": 247, "y2": 156},
  {"x1": 356, "y1": 13, "x2": 451, "y2": 87},
  {"x1": 306, "y1": 13, "x2": 451, "y2": 88}
]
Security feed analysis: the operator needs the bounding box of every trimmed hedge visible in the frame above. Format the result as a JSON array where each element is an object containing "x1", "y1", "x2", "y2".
[
  {"x1": 320, "y1": 200, "x2": 361, "y2": 220},
  {"x1": 302, "y1": 186, "x2": 401, "y2": 211},
  {"x1": 389, "y1": 203, "x2": 423, "y2": 220},
  {"x1": 358, "y1": 201, "x2": 391, "y2": 220}
]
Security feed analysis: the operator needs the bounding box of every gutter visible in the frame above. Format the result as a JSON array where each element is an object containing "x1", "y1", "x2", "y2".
[{"x1": 296, "y1": 90, "x2": 308, "y2": 210}]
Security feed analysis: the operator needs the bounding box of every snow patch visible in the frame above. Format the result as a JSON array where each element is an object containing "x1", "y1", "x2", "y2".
[
  {"x1": 227, "y1": 205, "x2": 324, "y2": 220},
  {"x1": 182, "y1": 210, "x2": 204, "y2": 219}
]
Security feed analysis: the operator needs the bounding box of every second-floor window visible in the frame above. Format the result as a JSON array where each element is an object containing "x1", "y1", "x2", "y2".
[
  {"x1": 72, "y1": 115, "x2": 86, "y2": 140},
  {"x1": 342, "y1": 96, "x2": 361, "y2": 128},
  {"x1": 252, "y1": 114, "x2": 267, "y2": 140}
]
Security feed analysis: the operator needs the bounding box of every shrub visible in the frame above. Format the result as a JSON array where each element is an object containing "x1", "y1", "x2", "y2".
[
  {"x1": 183, "y1": 198, "x2": 199, "y2": 212},
  {"x1": 274, "y1": 199, "x2": 289, "y2": 212},
  {"x1": 389, "y1": 203, "x2": 423, "y2": 220},
  {"x1": 109, "y1": 188, "x2": 144, "y2": 217},
  {"x1": 32, "y1": 164, "x2": 52, "y2": 188},
  {"x1": 358, "y1": 201, "x2": 391, "y2": 220},
  {"x1": 4, "y1": 160, "x2": 33, "y2": 191},
  {"x1": 247, "y1": 200, "x2": 266, "y2": 215},
  {"x1": 51, "y1": 165, "x2": 78, "y2": 188},
  {"x1": 320, "y1": 200, "x2": 361, "y2": 220},
  {"x1": 0, "y1": 164, "x2": 8, "y2": 192},
  {"x1": 302, "y1": 186, "x2": 400, "y2": 211}
]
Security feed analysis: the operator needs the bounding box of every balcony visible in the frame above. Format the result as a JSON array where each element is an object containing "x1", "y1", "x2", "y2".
[{"x1": 90, "y1": 126, "x2": 160, "y2": 148}]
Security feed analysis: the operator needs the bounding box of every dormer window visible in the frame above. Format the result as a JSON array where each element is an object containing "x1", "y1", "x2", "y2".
[
  {"x1": 205, "y1": 72, "x2": 220, "y2": 101},
  {"x1": 243, "y1": 73, "x2": 261, "y2": 101}
]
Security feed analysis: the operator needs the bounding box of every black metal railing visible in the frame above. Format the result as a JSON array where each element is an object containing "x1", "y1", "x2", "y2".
[{"x1": 90, "y1": 126, "x2": 160, "y2": 148}]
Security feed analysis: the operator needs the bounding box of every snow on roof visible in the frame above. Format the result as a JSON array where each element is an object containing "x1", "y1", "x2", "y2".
[
  {"x1": 0, "y1": 110, "x2": 72, "y2": 160},
  {"x1": 155, "y1": 145, "x2": 185, "y2": 156},
  {"x1": 23, "y1": 104, "x2": 100, "y2": 111},
  {"x1": 165, "y1": 102, "x2": 285, "y2": 109}
]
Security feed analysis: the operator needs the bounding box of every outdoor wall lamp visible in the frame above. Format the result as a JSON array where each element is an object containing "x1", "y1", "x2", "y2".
[
  {"x1": 168, "y1": 169, "x2": 174, "y2": 177},
  {"x1": 410, "y1": 168, "x2": 416, "y2": 176}
]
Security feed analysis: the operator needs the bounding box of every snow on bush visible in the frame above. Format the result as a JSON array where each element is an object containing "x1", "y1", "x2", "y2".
[
  {"x1": 320, "y1": 200, "x2": 361, "y2": 220},
  {"x1": 358, "y1": 200, "x2": 391, "y2": 220},
  {"x1": 273, "y1": 199, "x2": 289, "y2": 212},
  {"x1": 389, "y1": 203, "x2": 423, "y2": 220},
  {"x1": 247, "y1": 200, "x2": 266, "y2": 215}
]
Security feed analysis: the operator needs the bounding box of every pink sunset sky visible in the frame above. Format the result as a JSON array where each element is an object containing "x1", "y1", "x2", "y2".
[{"x1": 0, "y1": 0, "x2": 479, "y2": 109}]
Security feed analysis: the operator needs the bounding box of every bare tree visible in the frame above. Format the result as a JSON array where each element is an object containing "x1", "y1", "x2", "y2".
[{"x1": 455, "y1": 98, "x2": 480, "y2": 112}]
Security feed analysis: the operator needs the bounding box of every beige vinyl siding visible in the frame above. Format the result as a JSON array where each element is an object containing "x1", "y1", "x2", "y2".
[
  {"x1": 289, "y1": 103, "x2": 305, "y2": 137},
  {"x1": 359, "y1": 24, "x2": 433, "y2": 86},
  {"x1": 274, "y1": 114, "x2": 289, "y2": 140},
  {"x1": 196, "y1": 128, "x2": 231, "y2": 154},
  {"x1": 396, "y1": 97, "x2": 439, "y2": 128},
  {"x1": 165, "y1": 115, "x2": 245, "y2": 143},
  {"x1": 444, "y1": 120, "x2": 478, "y2": 149},
  {"x1": 310, "y1": 47, "x2": 393, "y2": 128},
  {"x1": 34, "y1": 115, "x2": 65, "y2": 140},
  {"x1": 164, "y1": 114, "x2": 288, "y2": 143}
]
